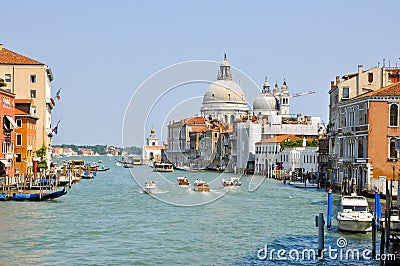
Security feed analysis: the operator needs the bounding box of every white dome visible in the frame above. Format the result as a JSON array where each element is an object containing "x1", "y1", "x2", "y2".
[
  {"x1": 253, "y1": 93, "x2": 279, "y2": 112},
  {"x1": 203, "y1": 79, "x2": 246, "y2": 103}
]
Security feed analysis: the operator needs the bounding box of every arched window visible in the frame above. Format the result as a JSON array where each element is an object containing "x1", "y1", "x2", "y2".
[
  {"x1": 389, "y1": 138, "x2": 397, "y2": 159},
  {"x1": 390, "y1": 104, "x2": 398, "y2": 127}
]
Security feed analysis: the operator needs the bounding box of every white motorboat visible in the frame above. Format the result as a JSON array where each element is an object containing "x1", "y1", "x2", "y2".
[
  {"x1": 292, "y1": 179, "x2": 319, "y2": 188},
  {"x1": 336, "y1": 195, "x2": 373, "y2": 232},
  {"x1": 222, "y1": 177, "x2": 242, "y2": 187},
  {"x1": 144, "y1": 181, "x2": 157, "y2": 193}
]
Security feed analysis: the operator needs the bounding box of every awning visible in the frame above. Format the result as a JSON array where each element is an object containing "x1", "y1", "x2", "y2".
[
  {"x1": 5, "y1": 115, "x2": 18, "y2": 128},
  {"x1": 0, "y1": 159, "x2": 11, "y2": 167}
]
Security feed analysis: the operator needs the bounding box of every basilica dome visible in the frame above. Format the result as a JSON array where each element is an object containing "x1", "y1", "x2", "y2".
[
  {"x1": 203, "y1": 79, "x2": 246, "y2": 104},
  {"x1": 253, "y1": 93, "x2": 279, "y2": 112}
]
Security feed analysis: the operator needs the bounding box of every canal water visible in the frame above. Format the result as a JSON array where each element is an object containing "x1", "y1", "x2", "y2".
[{"x1": 0, "y1": 156, "x2": 379, "y2": 265}]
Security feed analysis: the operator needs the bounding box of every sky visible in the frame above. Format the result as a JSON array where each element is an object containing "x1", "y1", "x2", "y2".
[{"x1": 2, "y1": 0, "x2": 400, "y2": 147}]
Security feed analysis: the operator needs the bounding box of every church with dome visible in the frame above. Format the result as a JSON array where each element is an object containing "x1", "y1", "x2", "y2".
[
  {"x1": 253, "y1": 78, "x2": 290, "y2": 117},
  {"x1": 200, "y1": 54, "x2": 249, "y2": 124},
  {"x1": 166, "y1": 54, "x2": 321, "y2": 174}
]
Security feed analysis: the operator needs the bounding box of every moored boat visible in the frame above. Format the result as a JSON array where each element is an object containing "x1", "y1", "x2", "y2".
[
  {"x1": 336, "y1": 195, "x2": 373, "y2": 232},
  {"x1": 292, "y1": 179, "x2": 319, "y2": 188},
  {"x1": 193, "y1": 180, "x2": 210, "y2": 192},
  {"x1": 177, "y1": 177, "x2": 189, "y2": 187}
]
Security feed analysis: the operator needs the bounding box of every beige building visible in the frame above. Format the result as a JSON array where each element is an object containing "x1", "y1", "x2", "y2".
[{"x1": 0, "y1": 44, "x2": 54, "y2": 164}]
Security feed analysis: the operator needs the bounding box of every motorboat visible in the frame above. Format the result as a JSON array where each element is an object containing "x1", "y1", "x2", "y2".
[
  {"x1": 193, "y1": 180, "x2": 210, "y2": 192},
  {"x1": 177, "y1": 177, "x2": 189, "y2": 187},
  {"x1": 144, "y1": 181, "x2": 157, "y2": 193},
  {"x1": 336, "y1": 195, "x2": 373, "y2": 232},
  {"x1": 381, "y1": 208, "x2": 400, "y2": 232},
  {"x1": 154, "y1": 163, "x2": 174, "y2": 172},
  {"x1": 292, "y1": 179, "x2": 319, "y2": 188},
  {"x1": 222, "y1": 177, "x2": 241, "y2": 187}
]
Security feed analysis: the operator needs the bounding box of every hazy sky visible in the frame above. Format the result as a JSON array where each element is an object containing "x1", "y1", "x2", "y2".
[{"x1": 2, "y1": 0, "x2": 400, "y2": 146}]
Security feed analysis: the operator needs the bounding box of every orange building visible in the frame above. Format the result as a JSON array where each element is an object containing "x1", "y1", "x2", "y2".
[
  {"x1": 335, "y1": 81, "x2": 400, "y2": 196},
  {"x1": 14, "y1": 99, "x2": 38, "y2": 177},
  {"x1": 0, "y1": 86, "x2": 16, "y2": 182}
]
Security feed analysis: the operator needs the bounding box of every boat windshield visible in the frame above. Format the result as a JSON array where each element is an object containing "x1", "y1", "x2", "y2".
[{"x1": 343, "y1": 205, "x2": 367, "y2": 212}]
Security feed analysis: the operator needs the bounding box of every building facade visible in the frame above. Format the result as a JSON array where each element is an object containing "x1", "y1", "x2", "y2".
[
  {"x1": 0, "y1": 86, "x2": 16, "y2": 186},
  {"x1": 0, "y1": 43, "x2": 54, "y2": 165},
  {"x1": 328, "y1": 65, "x2": 400, "y2": 194},
  {"x1": 142, "y1": 129, "x2": 164, "y2": 164},
  {"x1": 14, "y1": 99, "x2": 38, "y2": 178}
]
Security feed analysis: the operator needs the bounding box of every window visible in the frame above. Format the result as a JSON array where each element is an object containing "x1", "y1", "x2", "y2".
[
  {"x1": 30, "y1": 90, "x2": 36, "y2": 99},
  {"x1": 214, "y1": 133, "x2": 218, "y2": 138},
  {"x1": 390, "y1": 104, "x2": 398, "y2": 127},
  {"x1": 16, "y1": 154, "x2": 21, "y2": 163},
  {"x1": 390, "y1": 138, "x2": 397, "y2": 159},
  {"x1": 16, "y1": 134, "x2": 22, "y2": 146},
  {"x1": 368, "y1": 73, "x2": 373, "y2": 83},
  {"x1": 16, "y1": 119, "x2": 22, "y2": 128},
  {"x1": 152, "y1": 142, "x2": 155, "y2": 146},
  {"x1": 30, "y1": 74, "x2": 36, "y2": 83},
  {"x1": 342, "y1": 87, "x2": 350, "y2": 99},
  {"x1": 5, "y1": 74, "x2": 11, "y2": 82},
  {"x1": 358, "y1": 138, "x2": 364, "y2": 158}
]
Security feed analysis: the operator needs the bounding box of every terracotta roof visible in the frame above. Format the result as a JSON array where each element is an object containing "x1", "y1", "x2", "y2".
[
  {"x1": 182, "y1": 116, "x2": 207, "y2": 125},
  {"x1": 354, "y1": 81, "x2": 400, "y2": 99},
  {"x1": 15, "y1": 99, "x2": 32, "y2": 104},
  {"x1": 255, "y1": 134, "x2": 302, "y2": 144},
  {"x1": 0, "y1": 47, "x2": 44, "y2": 65},
  {"x1": 143, "y1": 145, "x2": 164, "y2": 149},
  {"x1": 190, "y1": 126, "x2": 209, "y2": 133}
]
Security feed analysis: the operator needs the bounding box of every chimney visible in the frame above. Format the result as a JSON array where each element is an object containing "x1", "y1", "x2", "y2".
[
  {"x1": 358, "y1": 65, "x2": 363, "y2": 75},
  {"x1": 0, "y1": 43, "x2": 2, "y2": 51},
  {"x1": 336, "y1": 76, "x2": 340, "y2": 85},
  {"x1": 330, "y1": 81, "x2": 335, "y2": 90}
]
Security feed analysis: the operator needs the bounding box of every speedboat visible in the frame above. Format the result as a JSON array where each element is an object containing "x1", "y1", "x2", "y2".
[
  {"x1": 222, "y1": 177, "x2": 241, "y2": 187},
  {"x1": 336, "y1": 195, "x2": 373, "y2": 232},
  {"x1": 144, "y1": 181, "x2": 157, "y2": 193},
  {"x1": 193, "y1": 180, "x2": 210, "y2": 192},
  {"x1": 177, "y1": 177, "x2": 189, "y2": 187}
]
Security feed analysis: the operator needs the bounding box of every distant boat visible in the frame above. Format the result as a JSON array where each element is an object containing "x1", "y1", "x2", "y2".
[
  {"x1": 96, "y1": 165, "x2": 110, "y2": 172},
  {"x1": 176, "y1": 166, "x2": 189, "y2": 171},
  {"x1": 154, "y1": 163, "x2": 173, "y2": 172},
  {"x1": 336, "y1": 195, "x2": 373, "y2": 232},
  {"x1": 193, "y1": 180, "x2": 210, "y2": 192},
  {"x1": 177, "y1": 177, "x2": 189, "y2": 187},
  {"x1": 144, "y1": 181, "x2": 157, "y2": 193},
  {"x1": 222, "y1": 177, "x2": 241, "y2": 187},
  {"x1": 292, "y1": 180, "x2": 319, "y2": 188}
]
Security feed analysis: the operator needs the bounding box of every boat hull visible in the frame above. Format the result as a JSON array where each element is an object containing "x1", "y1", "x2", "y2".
[{"x1": 337, "y1": 219, "x2": 372, "y2": 232}]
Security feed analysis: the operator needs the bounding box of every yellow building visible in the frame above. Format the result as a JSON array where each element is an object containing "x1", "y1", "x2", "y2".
[{"x1": 0, "y1": 43, "x2": 54, "y2": 164}]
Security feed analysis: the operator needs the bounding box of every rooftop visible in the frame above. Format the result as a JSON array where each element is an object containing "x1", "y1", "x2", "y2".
[{"x1": 0, "y1": 45, "x2": 44, "y2": 65}]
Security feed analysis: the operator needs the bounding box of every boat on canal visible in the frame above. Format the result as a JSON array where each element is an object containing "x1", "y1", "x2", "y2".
[
  {"x1": 193, "y1": 180, "x2": 210, "y2": 192},
  {"x1": 144, "y1": 181, "x2": 157, "y2": 193},
  {"x1": 8, "y1": 188, "x2": 67, "y2": 201},
  {"x1": 177, "y1": 177, "x2": 189, "y2": 187},
  {"x1": 154, "y1": 163, "x2": 173, "y2": 172},
  {"x1": 222, "y1": 177, "x2": 241, "y2": 187},
  {"x1": 292, "y1": 179, "x2": 319, "y2": 188},
  {"x1": 336, "y1": 195, "x2": 373, "y2": 232}
]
